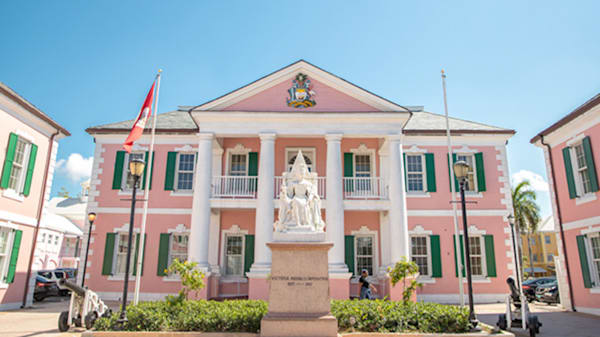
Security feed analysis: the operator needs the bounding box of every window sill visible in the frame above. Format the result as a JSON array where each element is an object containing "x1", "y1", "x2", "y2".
[
  {"x1": 117, "y1": 189, "x2": 147, "y2": 196},
  {"x1": 454, "y1": 192, "x2": 483, "y2": 198},
  {"x1": 220, "y1": 276, "x2": 248, "y2": 283},
  {"x1": 576, "y1": 193, "x2": 597, "y2": 205},
  {"x1": 590, "y1": 288, "x2": 600, "y2": 294},
  {"x1": 462, "y1": 277, "x2": 492, "y2": 283},
  {"x1": 170, "y1": 190, "x2": 193, "y2": 197},
  {"x1": 407, "y1": 192, "x2": 431, "y2": 198},
  {"x1": 162, "y1": 276, "x2": 182, "y2": 282},
  {"x1": 2, "y1": 189, "x2": 24, "y2": 202},
  {"x1": 417, "y1": 276, "x2": 436, "y2": 284},
  {"x1": 107, "y1": 275, "x2": 139, "y2": 281},
  {"x1": 0, "y1": 282, "x2": 8, "y2": 289}
]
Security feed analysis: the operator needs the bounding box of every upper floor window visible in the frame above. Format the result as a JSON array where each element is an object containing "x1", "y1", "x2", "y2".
[
  {"x1": 122, "y1": 152, "x2": 145, "y2": 190},
  {"x1": 573, "y1": 143, "x2": 593, "y2": 194},
  {"x1": 456, "y1": 154, "x2": 477, "y2": 192},
  {"x1": 176, "y1": 153, "x2": 195, "y2": 190},
  {"x1": 410, "y1": 236, "x2": 430, "y2": 277},
  {"x1": 230, "y1": 154, "x2": 247, "y2": 176},
  {"x1": 354, "y1": 155, "x2": 371, "y2": 178},
  {"x1": 468, "y1": 236, "x2": 485, "y2": 277},
  {"x1": 545, "y1": 235, "x2": 551, "y2": 244},
  {"x1": 563, "y1": 136, "x2": 599, "y2": 200},
  {"x1": 224, "y1": 235, "x2": 244, "y2": 276},
  {"x1": 286, "y1": 148, "x2": 315, "y2": 172},
  {"x1": 1, "y1": 133, "x2": 38, "y2": 198},
  {"x1": 406, "y1": 155, "x2": 425, "y2": 192}
]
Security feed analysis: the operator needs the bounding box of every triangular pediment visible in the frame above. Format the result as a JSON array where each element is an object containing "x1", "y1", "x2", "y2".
[{"x1": 192, "y1": 60, "x2": 409, "y2": 112}]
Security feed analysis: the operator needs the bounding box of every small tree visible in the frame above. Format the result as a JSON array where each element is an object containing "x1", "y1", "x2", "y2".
[
  {"x1": 388, "y1": 257, "x2": 421, "y2": 302},
  {"x1": 57, "y1": 186, "x2": 70, "y2": 198},
  {"x1": 165, "y1": 259, "x2": 205, "y2": 303}
]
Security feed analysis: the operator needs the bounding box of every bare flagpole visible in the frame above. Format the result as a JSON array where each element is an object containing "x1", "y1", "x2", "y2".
[
  {"x1": 134, "y1": 70, "x2": 162, "y2": 305},
  {"x1": 442, "y1": 70, "x2": 465, "y2": 307}
]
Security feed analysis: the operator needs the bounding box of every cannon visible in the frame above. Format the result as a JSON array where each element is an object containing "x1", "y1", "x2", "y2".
[
  {"x1": 497, "y1": 277, "x2": 542, "y2": 337},
  {"x1": 57, "y1": 278, "x2": 111, "y2": 331}
]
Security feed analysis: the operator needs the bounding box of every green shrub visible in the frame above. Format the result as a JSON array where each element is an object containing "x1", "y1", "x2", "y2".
[
  {"x1": 331, "y1": 300, "x2": 470, "y2": 333},
  {"x1": 95, "y1": 299, "x2": 469, "y2": 333}
]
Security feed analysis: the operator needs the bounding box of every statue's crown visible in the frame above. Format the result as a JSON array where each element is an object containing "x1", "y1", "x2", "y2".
[{"x1": 289, "y1": 150, "x2": 310, "y2": 179}]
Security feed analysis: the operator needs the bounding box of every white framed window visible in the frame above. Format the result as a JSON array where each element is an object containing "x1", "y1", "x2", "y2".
[
  {"x1": 47, "y1": 234, "x2": 52, "y2": 244},
  {"x1": 7, "y1": 137, "x2": 32, "y2": 194},
  {"x1": 468, "y1": 236, "x2": 485, "y2": 277},
  {"x1": 224, "y1": 235, "x2": 244, "y2": 276},
  {"x1": 572, "y1": 143, "x2": 593, "y2": 196},
  {"x1": 121, "y1": 152, "x2": 145, "y2": 190},
  {"x1": 406, "y1": 154, "x2": 426, "y2": 192},
  {"x1": 410, "y1": 235, "x2": 431, "y2": 277},
  {"x1": 545, "y1": 235, "x2": 551, "y2": 244},
  {"x1": 175, "y1": 153, "x2": 195, "y2": 190},
  {"x1": 547, "y1": 253, "x2": 554, "y2": 262},
  {"x1": 285, "y1": 148, "x2": 315, "y2": 172},
  {"x1": 169, "y1": 233, "x2": 188, "y2": 266},
  {"x1": 113, "y1": 233, "x2": 135, "y2": 276},
  {"x1": 0, "y1": 227, "x2": 14, "y2": 282},
  {"x1": 54, "y1": 235, "x2": 59, "y2": 246},
  {"x1": 229, "y1": 154, "x2": 248, "y2": 176},
  {"x1": 456, "y1": 154, "x2": 477, "y2": 192},
  {"x1": 355, "y1": 235, "x2": 374, "y2": 276},
  {"x1": 589, "y1": 234, "x2": 600, "y2": 286}
]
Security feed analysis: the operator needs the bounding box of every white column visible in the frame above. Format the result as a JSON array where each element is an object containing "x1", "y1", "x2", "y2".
[
  {"x1": 250, "y1": 133, "x2": 276, "y2": 274},
  {"x1": 326, "y1": 134, "x2": 348, "y2": 272},
  {"x1": 189, "y1": 133, "x2": 213, "y2": 269},
  {"x1": 387, "y1": 135, "x2": 410, "y2": 263}
]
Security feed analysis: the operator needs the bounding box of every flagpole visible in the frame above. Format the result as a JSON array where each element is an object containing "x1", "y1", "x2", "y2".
[
  {"x1": 134, "y1": 70, "x2": 161, "y2": 304},
  {"x1": 442, "y1": 70, "x2": 465, "y2": 307}
]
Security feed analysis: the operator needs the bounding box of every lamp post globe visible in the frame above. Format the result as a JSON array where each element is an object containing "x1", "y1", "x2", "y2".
[
  {"x1": 81, "y1": 212, "x2": 97, "y2": 287},
  {"x1": 117, "y1": 158, "x2": 145, "y2": 327}
]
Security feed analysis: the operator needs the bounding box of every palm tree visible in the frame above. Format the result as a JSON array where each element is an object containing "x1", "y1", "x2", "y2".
[{"x1": 512, "y1": 181, "x2": 541, "y2": 279}]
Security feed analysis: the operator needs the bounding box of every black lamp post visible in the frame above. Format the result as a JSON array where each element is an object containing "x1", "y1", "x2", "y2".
[
  {"x1": 507, "y1": 214, "x2": 521, "y2": 289},
  {"x1": 81, "y1": 212, "x2": 96, "y2": 287},
  {"x1": 117, "y1": 158, "x2": 145, "y2": 326},
  {"x1": 453, "y1": 160, "x2": 478, "y2": 327}
]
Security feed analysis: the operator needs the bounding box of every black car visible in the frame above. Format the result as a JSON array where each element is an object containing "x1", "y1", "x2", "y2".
[
  {"x1": 34, "y1": 275, "x2": 59, "y2": 302},
  {"x1": 522, "y1": 277, "x2": 556, "y2": 302},
  {"x1": 536, "y1": 281, "x2": 559, "y2": 304}
]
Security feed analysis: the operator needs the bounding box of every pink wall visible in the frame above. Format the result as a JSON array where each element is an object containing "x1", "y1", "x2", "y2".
[
  {"x1": 564, "y1": 224, "x2": 600, "y2": 309},
  {"x1": 0, "y1": 225, "x2": 35, "y2": 305},
  {"x1": 223, "y1": 77, "x2": 381, "y2": 112}
]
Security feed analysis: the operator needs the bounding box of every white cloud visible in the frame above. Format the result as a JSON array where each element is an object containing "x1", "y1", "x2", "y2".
[
  {"x1": 56, "y1": 153, "x2": 93, "y2": 182},
  {"x1": 511, "y1": 170, "x2": 549, "y2": 192}
]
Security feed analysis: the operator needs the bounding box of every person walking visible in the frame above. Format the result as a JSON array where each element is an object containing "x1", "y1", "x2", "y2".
[{"x1": 359, "y1": 269, "x2": 377, "y2": 299}]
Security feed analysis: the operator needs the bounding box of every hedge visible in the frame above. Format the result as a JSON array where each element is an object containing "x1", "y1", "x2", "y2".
[{"x1": 94, "y1": 299, "x2": 470, "y2": 333}]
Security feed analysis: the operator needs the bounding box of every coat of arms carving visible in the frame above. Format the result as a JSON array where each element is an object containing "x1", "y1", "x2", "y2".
[{"x1": 286, "y1": 73, "x2": 316, "y2": 108}]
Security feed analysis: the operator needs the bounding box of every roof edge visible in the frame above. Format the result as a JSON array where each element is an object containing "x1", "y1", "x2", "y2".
[
  {"x1": 86, "y1": 128, "x2": 198, "y2": 135},
  {"x1": 530, "y1": 93, "x2": 600, "y2": 144},
  {"x1": 403, "y1": 129, "x2": 516, "y2": 135}
]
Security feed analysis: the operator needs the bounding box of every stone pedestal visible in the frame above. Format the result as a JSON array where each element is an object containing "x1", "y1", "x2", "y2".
[{"x1": 260, "y1": 242, "x2": 338, "y2": 337}]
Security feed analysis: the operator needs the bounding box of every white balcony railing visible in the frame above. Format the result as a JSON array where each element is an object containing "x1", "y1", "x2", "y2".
[
  {"x1": 212, "y1": 176, "x2": 258, "y2": 198},
  {"x1": 342, "y1": 177, "x2": 388, "y2": 200},
  {"x1": 274, "y1": 176, "x2": 326, "y2": 199}
]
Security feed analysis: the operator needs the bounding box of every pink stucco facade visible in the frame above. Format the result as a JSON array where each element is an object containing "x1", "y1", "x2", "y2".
[
  {"x1": 84, "y1": 61, "x2": 515, "y2": 304},
  {"x1": 0, "y1": 83, "x2": 69, "y2": 310},
  {"x1": 532, "y1": 94, "x2": 600, "y2": 315}
]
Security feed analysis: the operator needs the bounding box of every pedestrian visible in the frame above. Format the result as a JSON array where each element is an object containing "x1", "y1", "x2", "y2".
[{"x1": 359, "y1": 269, "x2": 377, "y2": 300}]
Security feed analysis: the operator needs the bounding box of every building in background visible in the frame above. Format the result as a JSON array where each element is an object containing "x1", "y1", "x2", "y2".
[
  {"x1": 83, "y1": 60, "x2": 516, "y2": 303},
  {"x1": 34, "y1": 212, "x2": 83, "y2": 270},
  {"x1": 532, "y1": 93, "x2": 600, "y2": 315},
  {"x1": 0, "y1": 82, "x2": 70, "y2": 310},
  {"x1": 520, "y1": 216, "x2": 558, "y2": 277}
]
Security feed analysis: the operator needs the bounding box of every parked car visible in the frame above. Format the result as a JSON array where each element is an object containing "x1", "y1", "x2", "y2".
[
  {"x1": 522, "y1": 277, "x2": 556, "y2": 302},
  {"x1": 34, "y1": 275, "x2": 59, "y2": 302},
  {"x1": 37, "y1": 268, "x2": 77, "y2": 295},
  {"x1": 536, "y1": 281, "x2": 559, "y2": 304}
]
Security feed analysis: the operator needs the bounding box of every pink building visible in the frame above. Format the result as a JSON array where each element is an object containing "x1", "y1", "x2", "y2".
[
  {"x1": 0, "y1": 82, "x2": 70, "y2": 310},
  {"x1": 532, "y1": 93, "x2": 600, "y2": 316},
  {"x1": 83, "y1": 61, "x2": 516, "y2": 303}
]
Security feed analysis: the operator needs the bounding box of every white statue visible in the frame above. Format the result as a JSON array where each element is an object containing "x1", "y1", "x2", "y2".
[{"x1": 274, "y1": 150, "x2": 325, "y2": 233}]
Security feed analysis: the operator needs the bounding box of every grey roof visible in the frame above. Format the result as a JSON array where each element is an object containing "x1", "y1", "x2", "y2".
[
  {"x1": 86, "y1": 110, "x2": 198, "y2": 133},
  {"x1": 403, "y1": 111, "x2": 514, "y2": 134}
]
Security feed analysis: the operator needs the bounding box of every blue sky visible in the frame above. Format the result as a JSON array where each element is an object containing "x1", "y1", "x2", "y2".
[{"x1": 2, "y1": 1, "x2": 599, "y2": 217}]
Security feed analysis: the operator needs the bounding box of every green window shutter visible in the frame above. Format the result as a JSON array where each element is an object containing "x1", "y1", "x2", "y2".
[
  {"x1": 102, "y1": 233, "x2": 116, "y2": 275},
  {"x1": 425, "y1": 153, "x2": 436, "y2": 192},
  {"x1": 447, "y1": 154, "x2": 459, "y2": 192},
  {"x1": 562, "y1": 147, "x2": 577, "y2": 199},
  {"x1": 344, "y1": 153, "x2": 354, "y2": 192},
  {"x1": 576, "y1": 235, "x2": 592, "y2": 288},
  {"x1": 248, "y1": 152, "x2": 258, "y2": 176},
  {"x1": 141, "y1": 152, "x2": 155, "y2": 190},
  {"x1": 344, "y1": 235, "x2": 355, "y2": 275},
  {"x1": 112, "y1": 151, "x2": 125, "y2": 190},
  {"x1": 582, "y1": 136, "x2": 599, "y2": 192},
  {"x1": 430, "y1": 234, "x2": 442, "y2": 278},
  {"x1": 475, "y1": 152, "x2": 486, "y2": 192},
  {"x1": 164, "y1": 152, "x2": 177, "y2": 191},
  {"x1": 484, "y1": 235, "x2": 497, "y2": 277},
  {"x1": 453, "y1": 234, "x2": 465, "y2": 277},
  {"x1": 22, "y1": 144, "x2": 37, "y2": 196},
  {"x1": 132, "y1": 234, "x2": 147, "y2": 275},
  {"x1": 244, "y1": 234, "x2": 255, "y2": 275},
  {"x1": 1, "y1": 133, "x2": 18, "y2": 189},
  {"x1": 157, "y1": 233, "x2": 171, "y2": 276},
  {"x1": 5, "y1": 230, "x2": 22, "y2": 283},
  {"x1": 402, "y1": 153, "x2": 407, "y2": 191}
]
